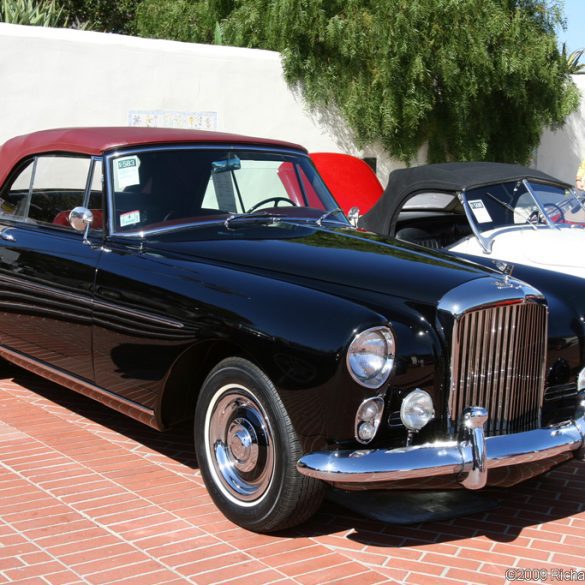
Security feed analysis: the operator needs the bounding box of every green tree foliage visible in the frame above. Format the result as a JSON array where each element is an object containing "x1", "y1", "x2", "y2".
[
  {"x1": 114, "y1": 1, "x2": 585, "y2": 164},
  {"x1": 1, "y1": 0, "x2": 66, "y2": 27},
  {"x1": 135, "y1": 0, "x2": 220, "y2": 43},
  {"x1": 57, "y1": 0, "x2": 140, "y2": 33}
]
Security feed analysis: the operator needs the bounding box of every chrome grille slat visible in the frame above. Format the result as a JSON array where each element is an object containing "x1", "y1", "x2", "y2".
[
  {"x1": 492, "y1": 306, "x2": 506, "y2": 435},
  {"x1": 449, "y1": 301, "x2": 547, "y2": 436}
]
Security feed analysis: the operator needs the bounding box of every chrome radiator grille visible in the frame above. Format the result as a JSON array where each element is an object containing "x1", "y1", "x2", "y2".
[{"x1": 449, "y1": 301, "x2": 547, "y2": 436}]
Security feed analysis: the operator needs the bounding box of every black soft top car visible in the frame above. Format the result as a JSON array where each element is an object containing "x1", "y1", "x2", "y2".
[
  {"x1": 359, "y1": 162, "x2": 585, "y2": 278},
  {"x1": 360, "y1": 162, "x2": 565, "y2": 235}
]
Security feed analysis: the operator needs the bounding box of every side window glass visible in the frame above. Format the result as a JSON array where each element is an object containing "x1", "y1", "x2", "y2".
[
  {"x1": 0, "y1": 161, "x2": 33, "y2": 218},
  {"x1": 1, "y1": 156, "x2": 92, "y2": 229},
  {"x1": 29, "y1": 157, "x2": 91, "y2": 227}
]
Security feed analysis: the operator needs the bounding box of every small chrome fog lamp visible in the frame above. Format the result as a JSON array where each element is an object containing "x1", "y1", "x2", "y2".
[
  {"x1": 355, "y1": 396, "x2": 384, "y2": 444},
  {"x1": 400, "y1": 389, "x2": 435, "y2": 431}
]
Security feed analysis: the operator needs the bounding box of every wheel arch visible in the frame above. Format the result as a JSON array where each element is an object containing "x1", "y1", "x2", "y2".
[{"x1": 157, "y1": 338, "x2": 251, "y2": 429}]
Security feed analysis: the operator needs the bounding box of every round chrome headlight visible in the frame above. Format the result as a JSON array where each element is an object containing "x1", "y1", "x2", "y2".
[
  {"x1": 347, "y1": 326, "x2": 395, "y2": 389},
  {"x1": 400, "y1": 389, "x2": 435, "y2": 431}
]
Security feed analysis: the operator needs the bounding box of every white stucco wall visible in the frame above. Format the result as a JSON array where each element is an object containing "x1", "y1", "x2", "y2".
[
  {"x1": 0, "y1": 23, "x2": 364, "y2": 155},
  {"x1": 0, "y1": 22, "x2": 582, "y2": 186},
  {"x1": 535, "y1": 75, "x2": 585, "y2": 185}
]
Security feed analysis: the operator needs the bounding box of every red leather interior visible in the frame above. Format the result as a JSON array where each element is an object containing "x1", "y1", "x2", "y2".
[{"x1": 52, "y1": 209, "x2": 104, "y2": 230}]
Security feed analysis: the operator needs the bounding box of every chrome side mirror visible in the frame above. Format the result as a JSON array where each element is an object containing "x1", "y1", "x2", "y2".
[
  {"x1": 69, "y1": 207, "x2": 93, "y2": 244},
  {"x1": 347, "y1": 206, "x2": 360, "y2": 228}
]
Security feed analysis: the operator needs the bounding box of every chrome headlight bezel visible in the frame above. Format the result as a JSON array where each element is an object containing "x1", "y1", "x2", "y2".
[
  {"x1": 578, "y1": 366, "x2": 585, "y2": 392},
  {"x1": 346, "y1": 325, "x2": 395, "y2": 389},
  {"x1": 354, "y1": 396, "x2": 385, "y2": 444}
]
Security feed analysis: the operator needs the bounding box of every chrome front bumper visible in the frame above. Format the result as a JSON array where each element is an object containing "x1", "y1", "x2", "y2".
[{"x1": 297, "y1": 403, "x2": 585, "y2": 489}]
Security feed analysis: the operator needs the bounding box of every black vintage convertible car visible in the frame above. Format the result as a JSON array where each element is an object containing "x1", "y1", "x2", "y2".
[{"x1": 0, "y1": 127, "x2": 583, "y2": 533}]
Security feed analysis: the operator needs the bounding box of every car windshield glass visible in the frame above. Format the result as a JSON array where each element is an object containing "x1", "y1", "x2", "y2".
[
  {"x1": 461, "y1": 180, "x2": 585, "y2": 232},
  {"x1": 109, "y1": 148, "x2": 345, "y2": 233}
]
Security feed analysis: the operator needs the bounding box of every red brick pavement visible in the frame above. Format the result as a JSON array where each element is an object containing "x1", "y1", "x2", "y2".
[{"x1": 0, "y1": 364, "x2": 584, "y2": 584}]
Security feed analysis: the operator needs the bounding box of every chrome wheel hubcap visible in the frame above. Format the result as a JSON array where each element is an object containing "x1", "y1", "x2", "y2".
[
  {"x1": 207, "y1": 386, "x2": 274, "y2": 503},
  {"x1": 227, "y1": 418, "x2": 258, "y2": 472}
]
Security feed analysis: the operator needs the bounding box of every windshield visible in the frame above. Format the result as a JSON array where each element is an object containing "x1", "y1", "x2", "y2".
[
  {"x1": 462, "y1": 179, "x2": 585, "y2": 232},
  {"x1": 109, "y1": 147, "x2": 345, "y2": 233}
]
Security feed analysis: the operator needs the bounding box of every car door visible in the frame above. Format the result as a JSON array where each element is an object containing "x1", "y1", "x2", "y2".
[
  {"x1": 90, "y1": 148, "x2": 217, "y2": 411},
  {"x1": 0, "y1": 154, "x2": 103, "y2": 381}
]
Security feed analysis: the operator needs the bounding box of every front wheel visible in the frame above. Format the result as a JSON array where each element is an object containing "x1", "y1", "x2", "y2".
[{"x1": 194, "y1": 357, "x2": 325, "y2": 532}]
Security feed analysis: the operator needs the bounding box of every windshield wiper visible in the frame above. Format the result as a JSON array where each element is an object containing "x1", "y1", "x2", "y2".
[
  {"x1": 316, "y1": 208, "x2": 345, "y2": 226},
  {"x1": 224, "y1": 211, "x2": 278, "y2": 229},
  {"x1": 224, "y1": 208, "x2": 348, "y2": 229}
]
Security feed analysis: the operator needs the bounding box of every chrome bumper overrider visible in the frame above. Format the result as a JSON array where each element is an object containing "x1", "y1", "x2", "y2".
[{"x1": 297, "y1": 403, "x2": 585, "y2": 489}]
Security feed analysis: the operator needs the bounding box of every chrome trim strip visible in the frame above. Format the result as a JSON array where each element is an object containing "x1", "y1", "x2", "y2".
[
  {"x1": 0, "y1": 272, "x2": 184, "y2": 329},
  {"x1": 92, "y1": 299, "x2": 184, "y2": 329},
  {"x1": 437, "y1": 276, "x2": 545, "y2": 319},
  {"x1": 297, "y1": 408, "x2": 585, "y2": 485},
  {"x1": 0, "y1": 345, "x2": 159, "y2": 430}
]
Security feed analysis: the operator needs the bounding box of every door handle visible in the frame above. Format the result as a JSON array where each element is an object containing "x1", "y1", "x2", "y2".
[{"x1": 0, "y1": 228, "x2": 15, "y2": 242}]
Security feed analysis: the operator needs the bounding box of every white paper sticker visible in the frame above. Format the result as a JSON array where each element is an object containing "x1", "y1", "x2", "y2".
[
  {"x1": 115, "y1": 156, "x2": 140, "y2": 191},
  {"x1": 468, "y1": 199, "x2": 493, "y2": 223},
  {"x1": 120, "y1": 210, "x2": 141, "y2": 227}
]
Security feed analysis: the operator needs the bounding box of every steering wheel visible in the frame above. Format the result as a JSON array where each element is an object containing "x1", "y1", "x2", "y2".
[
  {"x1": 527, "y1": 203, "x2": 565, "y2": 225},
  {"x1": 247, "y1": 197, "x2": 297, "y2": 213}
]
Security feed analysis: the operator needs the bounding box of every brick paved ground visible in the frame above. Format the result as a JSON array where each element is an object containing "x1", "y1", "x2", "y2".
[{"x1": 0, "y1": 364, "x2": 584, "y2": 585}]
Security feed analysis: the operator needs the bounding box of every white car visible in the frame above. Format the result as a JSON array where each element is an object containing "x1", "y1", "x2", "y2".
[{"x1": 358, "y1": 162, "x2": 585, "y2": 278}]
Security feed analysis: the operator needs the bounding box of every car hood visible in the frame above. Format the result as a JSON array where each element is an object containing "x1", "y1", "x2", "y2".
[
  {"x1": 142, "y1": 220, "x2": 498, "y2": 305},
  {"x1": 449, "y1": 227, "x2": 585, "y2": 279}
]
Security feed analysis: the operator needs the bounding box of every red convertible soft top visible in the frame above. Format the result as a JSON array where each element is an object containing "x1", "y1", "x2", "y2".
[{"x1": 0, "y1": 127, "x2": 306, "y2": 187}]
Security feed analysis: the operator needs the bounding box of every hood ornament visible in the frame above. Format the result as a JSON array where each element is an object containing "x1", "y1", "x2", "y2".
[
  {"x1": 493, "y1": 260, "x2": 514, "y2": 278},
  {"x1": 492, "y1": 260, "x2": 516, "y2": 287},
  {"x1": 492, "y1": 260, "x2": 518, "y2": 288}
]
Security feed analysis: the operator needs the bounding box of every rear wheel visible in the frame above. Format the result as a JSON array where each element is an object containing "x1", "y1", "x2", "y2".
[{"x1": 194, "y1": 357, "x2": 325, "y2": 532}]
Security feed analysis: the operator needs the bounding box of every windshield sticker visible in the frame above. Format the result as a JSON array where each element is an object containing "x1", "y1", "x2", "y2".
[
  {"x1": 115, "y1": 156, "x2": 140, "y2": 190},
  {"x1": 468, "y1": 199, "x2": 493, "y2": 223},
  {"x1": 120, "y1": 210, "x2": 140, "y2": 227}
]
